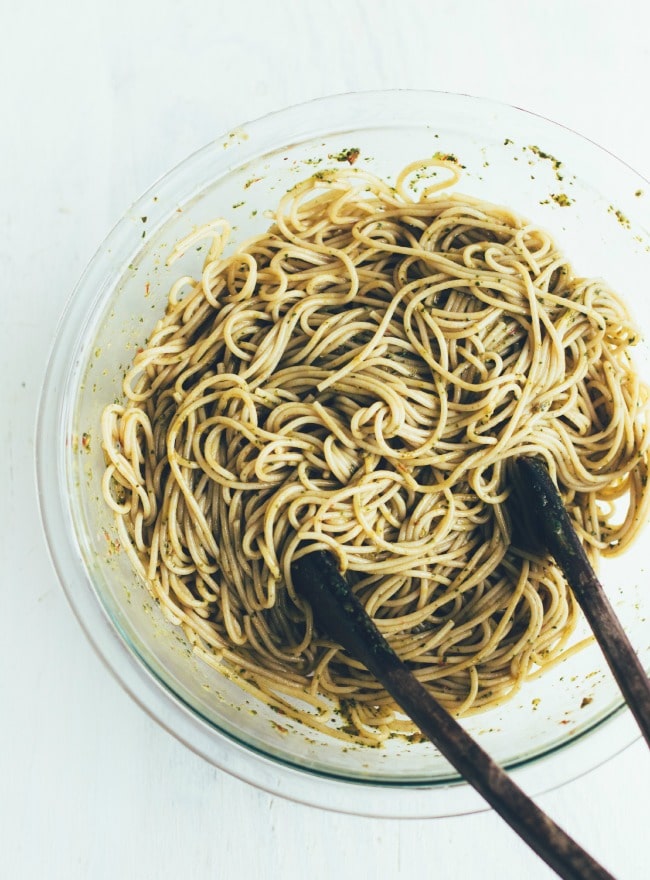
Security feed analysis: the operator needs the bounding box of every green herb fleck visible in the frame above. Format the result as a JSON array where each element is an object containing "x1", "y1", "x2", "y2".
[
  {"x1": 329, "y1": 147, "x2": 360, "y2": 165},
  {"x1": 527, "y1": 145, "x2": 564, "y2": 180},
  {"x1": 608, "y1": 205, "x2": 631, "y2": 228},
  {"x1": 433, "y1": 151, "x2": 463, "y2": 166}
]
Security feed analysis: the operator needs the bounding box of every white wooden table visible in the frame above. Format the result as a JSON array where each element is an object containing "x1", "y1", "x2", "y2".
[{"x1": 2, "y1": 2, "x2": 649, "y2": 877}]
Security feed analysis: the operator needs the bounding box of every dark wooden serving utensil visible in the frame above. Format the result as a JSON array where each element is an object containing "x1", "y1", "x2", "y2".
[
  {"x1": 292, "y1": 550, "x2": 616, "y2": 880},
  {"x1": 509, "y1": 455, "x2": 650, "y2": 748}
]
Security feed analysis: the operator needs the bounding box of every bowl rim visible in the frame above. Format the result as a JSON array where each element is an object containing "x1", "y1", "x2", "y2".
[{"x1": 36, "y1": 87, "x2": 646, "y2": 818}]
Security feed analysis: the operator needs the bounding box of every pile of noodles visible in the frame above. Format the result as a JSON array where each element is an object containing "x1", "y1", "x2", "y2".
[{"x1": 101, "y1": 159, "x2": 650, "y2": 744}]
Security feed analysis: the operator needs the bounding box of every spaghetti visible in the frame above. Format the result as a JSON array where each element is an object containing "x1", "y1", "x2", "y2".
[{"x1": 100, "y1": 160, "x2": 650, "y2": 744}]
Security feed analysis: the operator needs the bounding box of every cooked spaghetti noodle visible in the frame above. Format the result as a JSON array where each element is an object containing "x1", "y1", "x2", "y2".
[{"x1": 100, "y1": 159, "x2": 650, "y2": 744}]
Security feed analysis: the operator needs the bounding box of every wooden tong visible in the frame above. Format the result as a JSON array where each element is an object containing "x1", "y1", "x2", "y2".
[
  {"x1": 509, "y1": 455, "x2": 650, "y2": 748},
  {"x1": 291, "y1": 456, "x2": 650, "y2": 878},
  {"x1": 292, "y1": 549, "x2": 616, "y2": 880}
]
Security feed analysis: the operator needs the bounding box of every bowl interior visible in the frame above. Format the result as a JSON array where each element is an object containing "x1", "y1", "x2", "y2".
[{"x1": 41, "y1": 91, "x2": 650, "y2": 816}]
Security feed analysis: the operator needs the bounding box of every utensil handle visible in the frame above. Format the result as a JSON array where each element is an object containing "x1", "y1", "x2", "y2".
[
  {"x1": 575, "y1": 581, "x2": 650, "y2": 747},
  {"x1": 293, "y1": 552, "x2": 616, "y2": 880},
  {"x1": 514, "y1": 456, "x2": 650, "y2": 748},
  {"x1": 382, "y1": 663, "x2": 614, "y2": 880}
]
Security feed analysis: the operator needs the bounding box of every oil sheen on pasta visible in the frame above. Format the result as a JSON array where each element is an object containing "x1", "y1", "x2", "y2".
[{"x1": 100, "y1": 159, "x2": 650, "y2": 745}]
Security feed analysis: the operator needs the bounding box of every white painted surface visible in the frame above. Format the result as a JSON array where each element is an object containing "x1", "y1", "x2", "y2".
[{"x1": 2, "y1": 1, "x2": 649, "y2": 877}]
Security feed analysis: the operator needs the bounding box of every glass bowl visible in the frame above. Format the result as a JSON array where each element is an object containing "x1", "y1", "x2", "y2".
[{"x1": 37, "y1": 90, "x2": 650, "y2": 818}]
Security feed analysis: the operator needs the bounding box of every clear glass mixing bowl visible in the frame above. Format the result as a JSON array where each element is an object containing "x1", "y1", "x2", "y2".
[{"x1": 37, "y1": 90, "x2": 650, "y2": 818}]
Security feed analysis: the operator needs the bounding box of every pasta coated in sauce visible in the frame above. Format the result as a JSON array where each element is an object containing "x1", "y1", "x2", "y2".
[{"x1": 101, "y1": 161, "x2": 650, "y2": 743}]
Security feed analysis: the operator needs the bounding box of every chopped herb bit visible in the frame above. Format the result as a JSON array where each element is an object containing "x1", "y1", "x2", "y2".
[
  {"x1": 635, "y1": 189, "x2": 643, "y2": 197},
  {"x1": 141, "y1": 216, "x2": 147, "y2": 223},
  {"x1": 503, "y1": 138, "x2": 514, "y2": 146},
  {"x1": 527, "y1": 145, "x2": 564, "y2": 180},
  {"x1": 608, "y1": 205, "x2": 631, "y2": 228},
  {"x1": 432, "y1": 151, "x2": 464, "y2": 166},
  {"x1": 550, "y1": 193, "x2": 573, "y2": 207},
  {"x1": 232, "y1": 201, "x2": 245, "y2": 209},
  {"x1": 329, "y1": 147, "x2": 360, "y2": 165}
]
